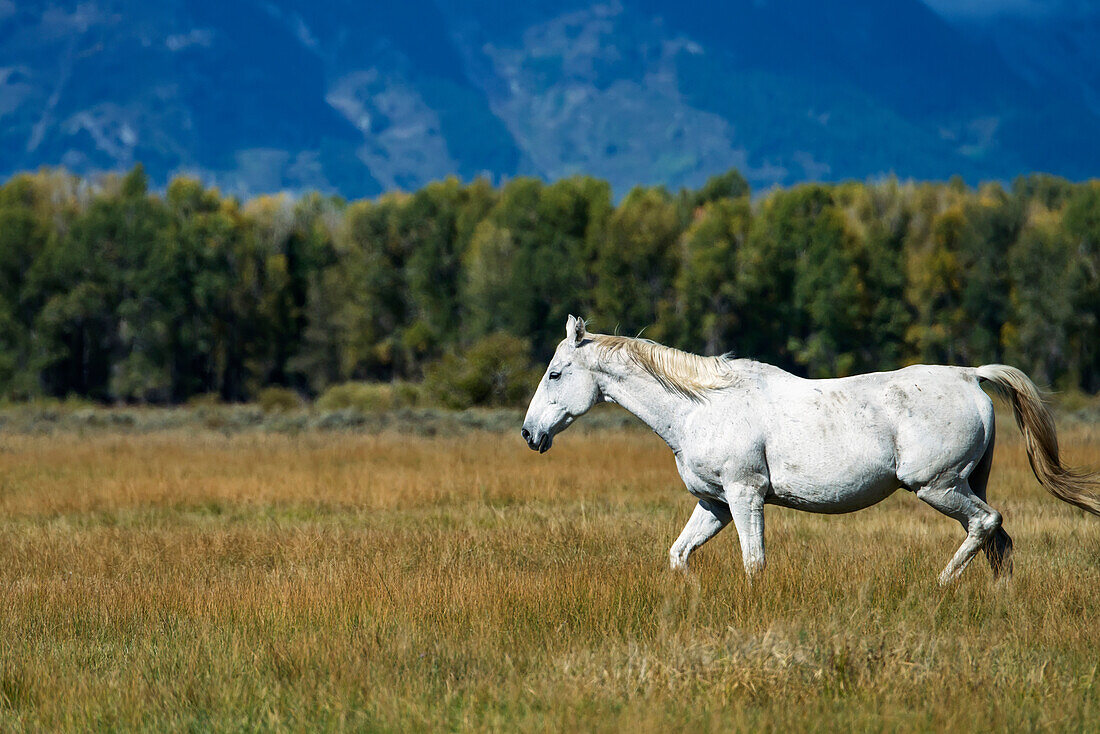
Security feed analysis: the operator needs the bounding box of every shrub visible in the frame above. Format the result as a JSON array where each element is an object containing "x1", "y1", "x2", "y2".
[
  {"x1": 423, "y1": 333, "x2": 540, "y2": 409},
  {"x1": 312, "y1": 409, "x2": 369, "y2": 431},
  {"x1": 186, "y1": 392, "x2": 222, "y2": 408},
  {"x1": 316, "y1": 381, "x2": 419, "y2": 412},
  {"x1": 256, "y1": 386, "x2": 303, "y2": 413}
]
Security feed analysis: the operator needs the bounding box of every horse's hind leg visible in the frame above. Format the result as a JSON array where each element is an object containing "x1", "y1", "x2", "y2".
[
  {"x1": 968, "y1": 435, "x2": 1014, "y2": 580},
  {"x1": 916, "y1": 479, "x2": 1003, "y2": 586}
]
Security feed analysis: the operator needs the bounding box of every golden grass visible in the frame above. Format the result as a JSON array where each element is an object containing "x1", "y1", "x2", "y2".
[{"x1": 1, "y1": 420, "x2": 1100, "y2": 731}]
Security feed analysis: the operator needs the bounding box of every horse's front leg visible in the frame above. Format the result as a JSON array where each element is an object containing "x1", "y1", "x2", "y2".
[
  {"x1": 669, "y1": 499, "x2": 732, "y2": 571},
  {"x1": 727, "y1": 484, "x2": 767, "y2": 578}
]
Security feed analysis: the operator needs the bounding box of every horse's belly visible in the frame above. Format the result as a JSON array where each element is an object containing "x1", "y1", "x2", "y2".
[
  {"x1": 765, "y1": 447, "x2": 899, "y2": 514},
  {"x1": 766, "y1": 475, "x2": 899, "y2": 513}
]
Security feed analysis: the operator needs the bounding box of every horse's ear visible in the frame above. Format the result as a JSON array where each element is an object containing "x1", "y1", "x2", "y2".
[{"x1": 566, "y1": 314, "x2": 587, "y2": 346}]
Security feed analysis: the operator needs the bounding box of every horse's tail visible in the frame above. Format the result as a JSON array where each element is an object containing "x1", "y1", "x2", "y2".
[{"x1": 977, "y1": 364, "x2": 1100, "y2": 516}]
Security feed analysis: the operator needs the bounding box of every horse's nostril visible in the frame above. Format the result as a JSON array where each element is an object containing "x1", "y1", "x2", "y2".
[{"x1": 521, "y1": 428, "x2": 531, "y2": 441}]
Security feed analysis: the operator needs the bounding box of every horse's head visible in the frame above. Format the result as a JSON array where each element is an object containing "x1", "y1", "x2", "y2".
[{"x1": 521, "y1": 315, "x2": 601, "y2": 453}]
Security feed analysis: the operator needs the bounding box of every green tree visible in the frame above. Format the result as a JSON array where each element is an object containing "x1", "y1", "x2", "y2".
[
  {"x1": 28, "y1": 166, "x2": 170, "y2": 401},
  {"x1": 1012, "y1": 173, "x2": 1075, "y2": 211},
  {"x1": 396, "y1": 177, "x2": 496, "y2": 369},
  {"x1": 1063, "y1": 183, "x2": 1100, "y2": 391},
  {"x1": 674, "y1": 198, "x2": 750, "y2": 354},
  {"x1": 3, "y1": 166, "x2": 1100, "y2": 400},
  {"x1": 592, "y1": 186, "x2": 680, "y2": 343},
  {"x1": 904, "y1": 203, "x2": 971, "y2": 365},
  {"x1": 834, "y1": 179, "x2": 913, "y2": 372},
  {"x1": 158, "y1": 177, "x2": 252, "y2": 400},
  {"x1": 737, "y1": 185, "x2": 830, "y2": 369},
  {"x1": 0, "y1": 173, "x2": 66, "y2": 397},
  {"x1": 245, "y1": 193, "x2": 340, "y2": 393},
  {"x1": 327, "y1": 195, "x2": 410, "y2": 381},
  {"x1": 423, "y1": 332, "x2": 538, "y2": 409},
  {"x1": 1004, "y1": 210, "x2": 1076, "y2": 386},
  {"x1": 677, "y1": 168, "x2": 750, "y2": 226},
  {"x1": 462, "y1": 219, "x2": 520, "y2": 339},
  {"x1": 462, "y1": 177, "x2": 608, "y2": 355}
]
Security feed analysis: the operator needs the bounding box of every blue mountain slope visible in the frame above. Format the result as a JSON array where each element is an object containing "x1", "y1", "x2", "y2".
[{"x1": 0, "y1": 0, "x2": 1097, "y2": 196}]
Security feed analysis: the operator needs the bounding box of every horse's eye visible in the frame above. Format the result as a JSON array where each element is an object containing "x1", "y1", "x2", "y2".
[{"x1": 549, "y1": 371, "x2": 561, "y2": 380}]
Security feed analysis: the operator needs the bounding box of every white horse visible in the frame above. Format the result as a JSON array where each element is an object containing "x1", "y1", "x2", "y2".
[{"x1": 521, "y1": 316, "x2": 1100, "y2": 584}]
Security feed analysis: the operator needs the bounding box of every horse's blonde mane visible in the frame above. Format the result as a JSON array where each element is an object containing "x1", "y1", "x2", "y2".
[{"x1": 589, "y1": 334, "x2": 737, "y2": 401}]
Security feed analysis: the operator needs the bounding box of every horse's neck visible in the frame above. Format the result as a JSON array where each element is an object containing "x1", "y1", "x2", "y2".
[{"x1": 595, "y1": 365, "x2": 692, "y2": 452}]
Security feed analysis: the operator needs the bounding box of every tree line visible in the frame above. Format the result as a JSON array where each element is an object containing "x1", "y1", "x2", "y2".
[{"x1": 1, "y1": 165, "x2": 1098, "y2": 404}]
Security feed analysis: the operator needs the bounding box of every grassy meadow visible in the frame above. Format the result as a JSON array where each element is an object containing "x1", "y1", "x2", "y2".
[{"x1": 1, "y1": 411, "x2": 1100, "y2": 731}]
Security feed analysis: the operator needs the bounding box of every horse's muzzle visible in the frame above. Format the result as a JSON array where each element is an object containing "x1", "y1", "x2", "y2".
[{"x1": 521, "y1": 427, "x2": 552, "y2": 453}]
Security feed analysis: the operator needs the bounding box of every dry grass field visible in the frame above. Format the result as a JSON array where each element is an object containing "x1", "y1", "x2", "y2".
[{"x1": 1, "y1": 414, "x2": 1100, "y2": 731}]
